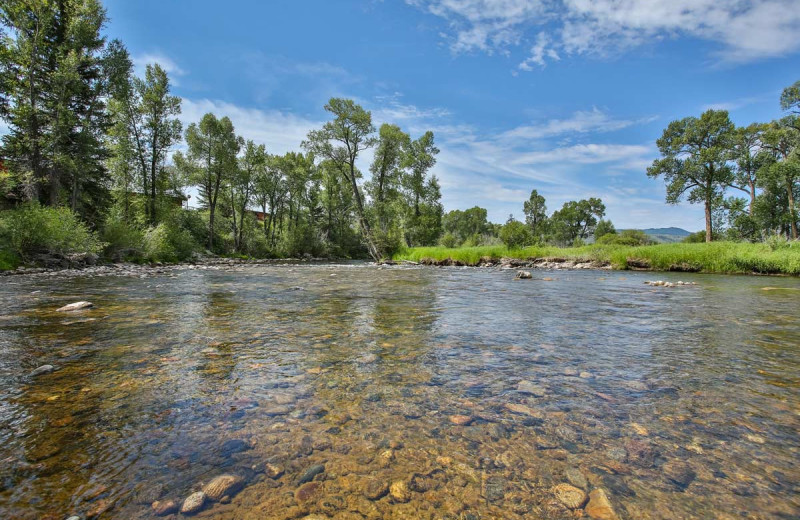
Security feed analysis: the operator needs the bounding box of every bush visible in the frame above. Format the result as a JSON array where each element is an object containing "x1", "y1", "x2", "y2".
[
  {"x1": 101, "y1": 217, "x2": 144, "y2": 261},
  {"x1": 597, "y1": 229, "x2": 654, "y2": 246},
  {"x1": 142, "y1": 218, "x2": 200, "y2": 262},
  {"x1": 0, "y1": 203, "x2": 102, "y2": 261},
  {"x1": 499, "y1": 220, "x2": 534, "y2": 249},
  {"x1": 439, "y1": 232, "x2": 459, "y2": 248}
]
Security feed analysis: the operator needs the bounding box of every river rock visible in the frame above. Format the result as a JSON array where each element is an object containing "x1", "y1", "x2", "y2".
[
  {"x1": 265, "y1": 463, "x2": 284, "y2": 479},
  {"x1": 297, "y1": 464, "x2": 324, "y2": 484},
  {"x1": 56, "y1": 301, "x2": 93, "y2": 312},
  {"x1": 180, "y1": 491, "x2": 206, "y2": 515},
  {"x1": 151, "y1": 499, "x2": 178, "y2": 516},
  {"x1": 86, "y1": 498, "x2": 113, "y2": 518},
  {"x1": 449, "y1": 414, "x2": 474, "y2": 426},
  {"x1": 585, "y1": 489, "x2": 618, "y2": 520},
  {"x1": 30, "y1": 365, "x2": 55, "y2": 377},
  {"x1": 203, "y1": 474, "x2": 244, "y2": 501},
  {"x1": 363, "y1": 478, "x2": 389, "y2": 500},
  {"x1": 389, "y1": 480, "x2": 412, "y2": 502},
  {"x1": 565, "y1": 467, "x2": 588, "y2": 489},
  {"x1": 552, "y1": 483, "x2": 587, "y2": 509},
  {"x1": 295, "y1": 481, "x2": 322, "y2": 503},
  {"x1": 663, "y1": 460, "x2": 696, "y2": 490},
  {"x1": 516, "y1": 380, "x2": 546, "y2": 396},
  {"x1": 515, "y1": 271, "x2": 532, "y2": 279}
]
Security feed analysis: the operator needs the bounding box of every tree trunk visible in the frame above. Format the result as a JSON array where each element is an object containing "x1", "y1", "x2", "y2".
[
  {"x1": 346, "y1": 162, "x2": 380, "y2": 260},
  {"x1": 749, "y1": 182, "x2": 756, "y2": 216},
  {"x1": 787, "y1": 177, "x2": 798, "y2": 240},
  {"x1": 704, "y1": 199, "x2": 713, "y2": 243}
]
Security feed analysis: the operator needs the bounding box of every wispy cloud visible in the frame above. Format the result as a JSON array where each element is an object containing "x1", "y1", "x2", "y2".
[
  {"x1": 132, "y1": 53, "x2": 186, "y2": 83},
  {"x1": 407, "y1": 0, "x2": 800, "y2": 69}
]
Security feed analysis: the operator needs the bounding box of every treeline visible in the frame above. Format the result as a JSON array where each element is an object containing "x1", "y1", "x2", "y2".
[
  {"x1": 648, "y1": 82, "x2": 800, "y2": 242},
  {"x1": 0, "y1": 0, "x2": 443, "y2": 266}
]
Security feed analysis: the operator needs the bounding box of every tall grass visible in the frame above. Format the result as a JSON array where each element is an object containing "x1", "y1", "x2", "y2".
[{"x1": 393, "y1": 242, "x2": 800, "y2": 275}]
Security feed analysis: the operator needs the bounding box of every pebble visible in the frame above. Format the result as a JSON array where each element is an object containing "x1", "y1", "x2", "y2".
[
  {"x1": 516, "y1": 380, "x2": 546, "y2": 396},
  {"x1": 203, "y1": 474, "x2": 244, "y2": 502},
  {"x1": 389, "y1": 480, "x2": 412, "y2": 502},
  {"x1": 552, "y1": 483, "x2": 587, "y2": 509},
  {"x1": 579, "y1": 371, "x2": 593, "y2": 379},
  {"x1": 265, "y1": 463, "x2": 284, "y2": 479},
  {"x1": 295, "y1": 482, "x2": 322, "y2": 503},
  {"x1": 151, "y1": 499, "x2": 178, "y2": 516},
  {"x1": 30, "y1": 365, "x2": 55, "y2": 377},
  {"x1": 86, "y1": 498, "x2": 113, "y2": 518},
  {"x1": 504, "y1": 402, "x2": 544, "y2": 419},
  {"x1": 449, "y1": 414, "x2": 474, "y2": 426},
  {"x1": 585, "y1": 488, "x2": 619, "y2": 520},
  {"x1": 629, "y1": 422, "x2": 649, "y2": 436},
  {"x1": 56, "y1": 301, "x2": 93, "y2": 312},
  {"x1": 565, "y1": 467, "x2": 588, "y2": 489},
  {"x1": 663, "y1": 460, "x2": 696, "y2": 490},
  {"x1": 297, "y1": 464, "x2": 325, "y2": 484},
  {"x1": 363, "y1": 479, "x2": 389, "y2": 500},
  {"x1": 180, "y1": 491, "x2": 206, "y2": 515}
]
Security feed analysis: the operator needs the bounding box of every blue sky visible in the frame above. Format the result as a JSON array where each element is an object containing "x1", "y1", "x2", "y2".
[{"x1": 105, "y1": 0, "x2": 800, "y2": 230}]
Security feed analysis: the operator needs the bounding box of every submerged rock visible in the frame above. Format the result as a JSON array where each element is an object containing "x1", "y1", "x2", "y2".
[
  {"x1": 389, "y1": 480, "x2": 412, "y2": 503},
  {"x1": 516, "y1": 380, "x2": 546, "y2": 396},
  {"x1": 565, "y1": 467, "x2": 588, "y2": 490},
  {"x1": 297, "y1": 464, "x2": 325, "y2": 484},
  {"x1": 363, "y1": 479, "x2": 389, "y2": 500},
  {"x1": 515, "y1": 271, "x2": 532, "y2": 279},
  {"x1": 552, "y1": 483, "x2": 587, "y2": 509},
  {"x1": 295, "y1": 481, "x2": 322, "y2": 504},
  {"x1": 449, "y1": 414, "x2": 474, "y2": 426},
  {"x1": 180, "y1": 491, "x2": 206, "y2": 515},
  {"x1": 151, "y1": 499, "x2": 178, "y2": 516},
  {"x1": 203, "y1": 474, "x2": 244, "y2": 502},
  {"x1": 30, "y1": 365, "x2": 55, "y2": 377},
  {"x1": 56, "y1": 301, "x2": 93, "y2": 312},
  {"x1": 663, "y1": 460, "x2": 696, "y2": 490},
  {"x1": 585, "y1": 489, "x2": 618, "y2": 520}
]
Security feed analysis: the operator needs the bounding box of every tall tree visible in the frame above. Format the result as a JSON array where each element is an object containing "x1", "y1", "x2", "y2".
[
  {"x1": 229, "y1": 140, "x2": 264, "y2": 252},
  {"x1": 647, "y1": 109, "x2": 735, "y2": 242},
  {"x1": 549, "y1": 198, "x2": 606, "y2": 245},
  {"x1": 730, "y1": 123, "x2": 765, "y2": 215},
  {"x1": 367, "y1": 123, "x2": 409, "y2": 234},
  {"x1": 303, "y1": 98, "x2": 380, "y2": 260},
  {"x1": 761, "y1": 117, "x2": 799, "y2": 239},
  {"x1": 523, "y1": 189, "x2": 547, "y2": 240},
  {"x1": 175, "y1": 113, "x2": 238, "y2": 250}
]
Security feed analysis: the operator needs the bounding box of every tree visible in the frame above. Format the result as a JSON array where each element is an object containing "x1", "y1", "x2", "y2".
[
  {"x1": 523, "y1": 189, "x2": 547, "y2": 240},
  {"x1": 442, "y1": 206, "x2": 492, "y2": 244},
  {"x1": 402, "y1": 131, "x2": 440, "y2": 246},
  {"x1": 647, "y1": 109, "x2": 735, "y2": 242},
  {"x1": 760, "y1": 118, "x2": 799, "y2": 239},
  {"x1": 230, "y1": 140, "x2": 264, "y2": 252},
  {"x1": 594, "y1": 219, "x2": 616, "y2": 240},
  {"x1": 500, "y1": 216, "x2": 533, "y2": 249},
  {"x1": 549, "y1": 198, "x2": 606, "y2": 245},
  {"x1": 730, "y1": 123, "x2": 766, "y2": 216},
  {"x1": 174, "y1": 113, "x2": 237, "y2": 250},
  {"x1": 367, "y1": 123, "x2": 409, "y2": 234},
  {"x1": 303, "y1": 98, "x2": 380, "y2": 260}
]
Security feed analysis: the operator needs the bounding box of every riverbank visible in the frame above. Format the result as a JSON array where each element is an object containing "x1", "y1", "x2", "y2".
[{"x1": 393, "y1": 242, "x2": 800, "y2": 275}]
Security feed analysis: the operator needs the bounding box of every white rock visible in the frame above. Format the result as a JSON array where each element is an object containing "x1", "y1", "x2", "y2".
[
  {"x1": 56, "y1": 301, "x2": 93, "y2": 312},
  {"x1": 180, "y1": 491, "x2": 206, "y2": 515}
]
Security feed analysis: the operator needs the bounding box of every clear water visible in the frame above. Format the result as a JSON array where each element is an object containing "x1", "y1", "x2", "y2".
[{"x1": 1, "y1": 264, "x2": 798, "y2": 519}]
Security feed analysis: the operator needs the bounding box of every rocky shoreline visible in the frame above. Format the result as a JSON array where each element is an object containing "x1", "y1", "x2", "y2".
[{"x1": 403, "y1": 256, "x2": 613, "y2": 271}]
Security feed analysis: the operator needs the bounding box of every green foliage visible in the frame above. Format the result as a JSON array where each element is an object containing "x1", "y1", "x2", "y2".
[
  {"x1": 549, "y1": 198, "x2": 605, "y2": 245},
  {"x1": 499, "y1": 220, "x2": 534, "y2": 249},
  {"x1": 142, "y1": 218, "x2": 199, "y2": 263},
  {"x1": 594, "y1": 219, "x2": 616, "y2": 240},
  {"x1": 439, "y1": 232, "x2": 459, "y2": 248},
  {"x1": 442, "y1": 206, "x2": 492, "y2": 244},
  {"x1": 0, "y1": 203, "x2": 102, "y2": 261},
  {"x1": 100, "y1": 216, "x2": 144, "y2": 261},
  {"x1": 597, "y1": 229, "x2": 654, "y2": 246}
]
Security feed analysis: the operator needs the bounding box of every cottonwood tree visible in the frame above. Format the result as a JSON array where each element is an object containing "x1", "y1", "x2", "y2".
[
  {"x1": 760, "y1": 117, "x2": 799, "y2": 239},
  {"x1": 549, "y1": 198, "x2": 606, "y2": 245},
  {"x1": 229, "y1": 140, "x2": 264, "y2": 252},
  {"x1": 174, "y1": 113, "x2": 238, "y2": 249},
  {"x1": 303, "y1": 98, "x2": 380, "y2": 260},
  {"x1": 647, "y1": 109, "x2": 735, "y2": 242},
  {"x1": 402, "y1": 131, "x2": 441, "y2": 246},
  {"x1": 367, "y1": 123, "x2": 409, "y2": 235},
  {"x1": 730, "y1": 123, "x2": 765, "y2": 215},
  {"x1": 523, "y1": 189, "x2": 548, "y2": 241}
]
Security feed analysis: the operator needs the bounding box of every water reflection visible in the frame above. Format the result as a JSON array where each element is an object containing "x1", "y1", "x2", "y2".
[{"x1": 0, "y1": 265, "x2": 798, "y2": 519}]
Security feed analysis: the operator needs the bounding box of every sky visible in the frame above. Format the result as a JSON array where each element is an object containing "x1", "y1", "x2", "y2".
[{"x1": 104, "y1": 0, "x2": 800, "y2": 230}]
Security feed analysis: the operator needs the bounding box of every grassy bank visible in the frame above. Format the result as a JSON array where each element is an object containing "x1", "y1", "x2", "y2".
[{"x1": 393, "y1": 242, "x2": 800, "y2": 276}]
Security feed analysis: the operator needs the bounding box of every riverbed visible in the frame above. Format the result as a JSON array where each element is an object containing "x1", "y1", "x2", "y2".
[{"x1": 1, "y1": 263, "x2": 798, "y2": 519}]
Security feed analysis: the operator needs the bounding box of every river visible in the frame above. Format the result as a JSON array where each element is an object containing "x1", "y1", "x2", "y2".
[{"x1": 1, "y1": 263, "x2": 798, "y2": 519}]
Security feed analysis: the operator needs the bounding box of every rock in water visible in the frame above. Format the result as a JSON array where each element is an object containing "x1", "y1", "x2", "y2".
[
  {"x1": 295, "y1": 482, "x2": 322, "y2": 504},
  {"x1": 297, "y1": 464, "x2": 325, "y2": 484},
  {"x1": 515, "y1": 271, "x2": 532, "y2": 279},
  {"x1": 151, "y1": 500, "x2": 178, "y2": 516},
  {"x1": 203, "y1": 474, "x2": 244, "y2": 502},
  {"x1": 56, "y1": 301, "x2": 93, "y2": 312},
  {"x1": 663, "y1": 460, "x2": 696, "y2": 490},
  {"x1": 449, "y1": 414, "x2": 474, "y2": 426},
  {"x1": 585, "y1": 489, "x2": 619, "y2": 520},
  {"x1": 30, "y1": 365, "x2": 55, "y2": 377},
  {"x1": 389, "y1": 480, "x2": 412, "y2": 503},
  {"x1": 363, "y1": 479, "x2": 389, "y2": 500},
  {"x1": 180, "y1": 492, "x2": 206, "y2": 515},
  {"x1": 516, "y1": 380, "x2": 546, "y2": 396},
  {"x1": 552, "y1": 483, "x2": 587, "y2": 509}
]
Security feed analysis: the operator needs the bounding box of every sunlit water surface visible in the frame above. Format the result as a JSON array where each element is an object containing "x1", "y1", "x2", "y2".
[{"x1": 0, "y1": 264, "x2": 799, "y2": 519}]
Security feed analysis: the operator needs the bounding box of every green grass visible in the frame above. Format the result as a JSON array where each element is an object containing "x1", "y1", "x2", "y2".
[{"x1": 393, "y1": 242, "x2": 800, "y2": 276}]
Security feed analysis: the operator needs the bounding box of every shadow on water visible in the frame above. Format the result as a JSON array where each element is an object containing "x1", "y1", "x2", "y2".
[{"x1": 0, "y1": 264, "x2": 798, "y2": 519}]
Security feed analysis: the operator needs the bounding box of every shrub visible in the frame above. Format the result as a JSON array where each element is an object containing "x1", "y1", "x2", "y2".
[
  {"x1": 439, "y1": 232, "x2": 459, "y2": 248},
  {"x1": 0, "y1": 203, "x2": 102, "y2": 261},
  {"x1": 142, "y1": 218, "x2": 200, "y2": 262},
  {"x1": 101, "y1": 217, "x2": 144, "y2": 261},
  {"x1": 597, "y1": 229, "x2": 654, "y2": 246},
  {"x1": 499, "y1": 220, "x2": 534, "y2": 249}
]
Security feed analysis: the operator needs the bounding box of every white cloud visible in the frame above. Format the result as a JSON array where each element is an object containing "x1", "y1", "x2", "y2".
[
  {"x1": 132, "y1": 53, "x2": 186, "y2": 84},
  {"x1": 498, "y1": 107, "x2": 643, "y2": 141},
  {"x1": 407, "y1": 0, "x2": 800, "y2": 68},
  {"x1": 179, "y1": 98, "x2": 321, "y2": 155}
]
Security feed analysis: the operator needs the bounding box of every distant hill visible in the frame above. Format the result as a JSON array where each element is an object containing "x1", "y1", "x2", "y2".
[{"x1": 640, "y1": 227, "x2": 692, "y2": 243}]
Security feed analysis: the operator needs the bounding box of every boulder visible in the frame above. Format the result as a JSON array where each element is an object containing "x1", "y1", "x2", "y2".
[
  {"x1": 30, "y1": 365, "x2": 55, "y2": 377},
  {"x1": 515, "y1": 271, "x2": 532, "y2": 279},
  {"x1": 585, "y1": 489, "x2": 618, "y2": 520},
  {"x1": 552, "y1": 483, "x2": 587, "y2": 509},
  {"x1": 203, "y1": 474, "x2": 245, "y2": 502}
]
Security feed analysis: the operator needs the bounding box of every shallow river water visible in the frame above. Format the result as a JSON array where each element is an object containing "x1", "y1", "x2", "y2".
[{"x1": 1, "y1": 263, "x2": 799, "y2": 520}]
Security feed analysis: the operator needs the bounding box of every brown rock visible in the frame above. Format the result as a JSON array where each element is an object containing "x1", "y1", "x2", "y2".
[
  {"x1": 265, "y1": 463, "x2": 284, "y2": 479},
  {"x1": 295, "y1": 482, "x2": 322, "y2": 504},
  {"x1": 363, "y1": 478, "x2": 389, "y2": 500},
  {"x1": 552, "y1": 483, "x2": 587, "y2": 509},
  {"x1": 585, "y1": 489, "x2": 618, "y2": 520},
  {"x1": 180, "y1": 491, "x2": 206, "y2": 515},
  {"x1": 449, "y1": 414, "x2": 474, "y2": 426},
  {"x1": 203, "y1": 474, "x2": 244, "y2": 502},
  {"x1": 389, "y1": 480, "x2": 412, "y2": 503},
  {"x1": 151, "y1": 499, "x2": 178, "y2": 516},
  {"x1": 86, "y1": 498, "x2": 113, "y2": 518}
]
